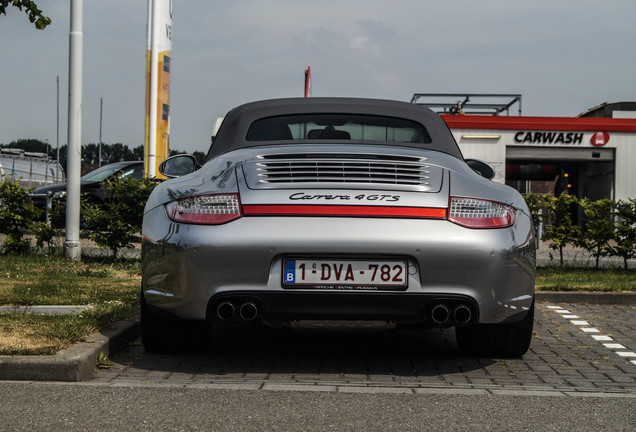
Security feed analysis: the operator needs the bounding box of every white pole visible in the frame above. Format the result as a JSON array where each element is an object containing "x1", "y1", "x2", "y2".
[
  {"x1": 56, "y1": 75, "x2": 60, "y2": 182},
  {"x1": 147, "y1": 0, "x2": 159, "y2": 178},
  {"x1": 98, "y1": 97, "x2": 103, "y2": 167},
  {"x1": 64, "y1": 0, "x2": 83, "y2": 261}
]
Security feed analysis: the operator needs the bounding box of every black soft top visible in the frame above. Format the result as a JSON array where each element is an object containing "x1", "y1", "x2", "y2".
[{"x1": 206, "y1": 97, "x2": 463, "y2": 160}]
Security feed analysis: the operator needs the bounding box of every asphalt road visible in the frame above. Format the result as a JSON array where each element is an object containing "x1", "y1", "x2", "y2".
[
  {"x1": 0, "y1": 383, "x2": 634, "y2": 431},
  {"x1": 1, "y1": 302, "x2": 635, "y2": 431}
]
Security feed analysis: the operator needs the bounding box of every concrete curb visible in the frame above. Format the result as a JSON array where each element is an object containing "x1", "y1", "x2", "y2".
[
  {"x1": 0, "y1": 305, "x2": 92, "y2": 314},
  {"x1": 0, "y1": 320, "x2": 139, "y2": 382},
  {"x1": 536, "y1": 291, "x2": 636, "y2": 305}
]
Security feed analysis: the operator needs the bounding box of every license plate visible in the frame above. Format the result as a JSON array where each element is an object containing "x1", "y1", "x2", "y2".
[{"x1": 283, "y1": 258, "x2": 408, "y2": 290}]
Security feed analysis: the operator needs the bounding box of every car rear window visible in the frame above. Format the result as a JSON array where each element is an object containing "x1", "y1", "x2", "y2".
[{"x1": 246, "y1": 114, "x2": 432, "y2": 143}]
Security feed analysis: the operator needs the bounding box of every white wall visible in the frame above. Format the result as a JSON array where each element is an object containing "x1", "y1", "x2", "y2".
[{"x1": 450, "y1": 128, "x2": 636, "y2": 200}]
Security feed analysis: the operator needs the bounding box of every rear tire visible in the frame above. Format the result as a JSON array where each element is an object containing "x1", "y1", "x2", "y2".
[
  {"x1": 141, "y1": 294, "x2": 212, "y2": 352},
  {"x1": 140, "y1": 294, "x2": 174, "y2": 352},
  {"x1": 455, "y1": 300, "x2": 534, "y2": 358}
]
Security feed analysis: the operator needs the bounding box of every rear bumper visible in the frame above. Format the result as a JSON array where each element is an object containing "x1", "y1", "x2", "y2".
[{"x1": 142, "y1": 206, "x2": 535, "y2": 325}]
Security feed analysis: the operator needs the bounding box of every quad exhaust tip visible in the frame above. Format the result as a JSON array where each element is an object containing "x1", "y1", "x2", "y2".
[
  {"x1": 239, "y1": 302, "x2": 258, "y2": 321},
  {"x1": 431, "y1": 304, "x2": 450, "y2": 325},
  {"x1": 217, "y1": 301, "x2": 236, "y2": 320},
  {"x1": 453, "y1": 304, "x2": 472, "y2": 325},
  {"x1": 216, "y1": 300, "x2": 259, "y2": 321},
  {"x1": 430, "y1": 302, "x2": 473, "y2": 326}
]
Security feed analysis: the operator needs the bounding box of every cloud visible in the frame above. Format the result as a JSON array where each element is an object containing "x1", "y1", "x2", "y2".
[{"x1": 349, "y1": 36, "x2": 380, "y2": 58}]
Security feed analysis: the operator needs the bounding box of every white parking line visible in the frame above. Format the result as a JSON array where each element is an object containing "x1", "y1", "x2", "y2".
[
  {"x1": 571, "y1": 320, "x2": 589, "y2": 326},
  {"x1": 604, "y1": 343, "x2": 626, "y2": 349},
  {"x1": 547, "y1": 304, "x2": 635, "y2": 367}
]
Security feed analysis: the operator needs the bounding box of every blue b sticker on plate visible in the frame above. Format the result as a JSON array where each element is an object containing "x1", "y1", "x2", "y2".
[{"x1": 283, "y1": 259, "x2": 296, "y2": 284}]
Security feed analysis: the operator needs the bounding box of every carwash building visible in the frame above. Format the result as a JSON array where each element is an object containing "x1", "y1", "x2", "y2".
[{"x1": 413, "y1": 95, "x2": 636, "y2": 204}]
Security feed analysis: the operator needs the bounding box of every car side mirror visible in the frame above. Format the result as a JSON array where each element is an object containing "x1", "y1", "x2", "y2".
[
  {"x1": 159, "y1": 154, "x2": 200, "y2": 178},
  {"x1": 465, "y1": 159, "x2": 495, "y2": 180}
]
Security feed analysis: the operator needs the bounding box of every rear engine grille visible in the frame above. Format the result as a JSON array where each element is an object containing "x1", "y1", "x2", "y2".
[{"x1": 254, "y1": 154, "x2": 432, "y2": 187}]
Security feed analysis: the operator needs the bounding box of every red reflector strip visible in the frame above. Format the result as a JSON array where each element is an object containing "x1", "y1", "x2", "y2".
[{"x1": 242, "y1": 204, "x2": 447, "y2": 219}]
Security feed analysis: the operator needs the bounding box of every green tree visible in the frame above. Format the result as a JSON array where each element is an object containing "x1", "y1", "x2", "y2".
[
  {"x1": 523, "y1": 192, "x2": 544, "y2": 243},
  {"x1": 608, "y1": 199, "x2": 636, "y2": 270},
  {"x1": 82, "y1": 143, "x2": 101, "y2": 166},
  {"x1": 132, "y1": 145, "x2": 145, "y2": 161},
  {"x1": 1, "y1": 138, "x2": 51, "y2": 156},
  {"x1": 81, "y1": 176, "x2": 158, "y2": 258},
  {"x1": 0, "y1": 0, "x2": 51, "y2": 29},
  {"x1": 541, "y1": 192, "x2": 580, "y2": 267},
  {"x1": 103, "y1": 143, "x2": 141, "y2": 163},
  {"x1": 577, "y1": 198, "x2": 615, "y2": 270},
  {"x1": 0, "y1": 179, "x2": 40, "y2": 254},
  {"x1": 49, "y1": 142, "x2": 143, "y2": 170}
]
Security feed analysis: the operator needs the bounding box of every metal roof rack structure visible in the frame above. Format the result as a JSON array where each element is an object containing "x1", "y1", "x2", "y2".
[{"x1": 410, "y1": 93, "x2": 522, "y2": 116}]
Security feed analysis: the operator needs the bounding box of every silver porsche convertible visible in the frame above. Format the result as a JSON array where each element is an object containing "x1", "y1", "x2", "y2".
[{"x1": 141, "y1": 98, "x2": 535, "y2": 357}]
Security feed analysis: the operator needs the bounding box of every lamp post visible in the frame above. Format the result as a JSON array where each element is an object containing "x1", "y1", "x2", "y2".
[
  {"x1": 98, "y1": 97, "x2": 103, "y2": 167},
  {"x1": 56, "y1": 75, "x2": 60, "y2": 182},
  {"x1": 64, "y1": 0, "x2": 83, "y2": 261}
]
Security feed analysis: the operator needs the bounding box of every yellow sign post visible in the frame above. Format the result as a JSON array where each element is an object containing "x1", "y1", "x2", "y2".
[{"x1": 145, "y1": 0, "x2": 173, "y2": 178}]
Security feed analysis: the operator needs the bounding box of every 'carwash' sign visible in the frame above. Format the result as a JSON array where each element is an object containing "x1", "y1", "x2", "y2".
[{"x1": 514, "y1": 131, "x2": 584, "y2": 145}]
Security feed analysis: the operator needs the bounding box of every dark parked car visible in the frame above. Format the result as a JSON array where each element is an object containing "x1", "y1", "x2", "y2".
[
  {"x1": 141, "y1": 98, "x2": 536, "y2": 356},
  {"x1": 30, "y1": 161, "x2": 144, "y2": 220}
]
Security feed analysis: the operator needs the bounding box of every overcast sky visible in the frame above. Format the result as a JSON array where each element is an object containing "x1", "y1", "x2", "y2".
[{"x1": 1, "y1": 0, "x2": 635, "y2": 154}]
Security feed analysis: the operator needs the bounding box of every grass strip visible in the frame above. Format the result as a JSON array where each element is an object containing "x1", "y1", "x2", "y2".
[
  {"x1": 0, "y1": 300, "x2": 139, "y2": 355},
  {"x1": 0, "y1": 254, "x2": 139, "y2": 355},
  {"x1": 0, "y1": 254, "x2": 139, "y2": 306},
  {"x1": 536, "y1": 267, "x2": 636, "y2": 292}
]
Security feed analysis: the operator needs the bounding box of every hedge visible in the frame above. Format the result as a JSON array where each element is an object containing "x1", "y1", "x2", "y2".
[
  {"x1": 524, "y1": 193, "x2": 636, "y2": 269},
  {"x1": 2, "y1": 178, "x2": 635, "y2": 268}
]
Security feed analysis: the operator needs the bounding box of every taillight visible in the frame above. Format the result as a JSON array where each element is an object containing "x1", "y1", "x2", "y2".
[
  {"x1": 165, "y1": 193, "x2": 242, "y2": 225},
  {"x1": 448, "y1": 197, "x2": 516, "y2": 228}
]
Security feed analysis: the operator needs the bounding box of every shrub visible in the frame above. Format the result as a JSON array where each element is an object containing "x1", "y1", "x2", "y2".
[
  {"x1": 81, "y1": 176, "x2": 158, "y2": 258},
  {"x1": 608, "y1": 199, "x2": 636, "y2": 270},
  {"x1": 0, "y1": 178, "x2": 40, "y2": 254},
  {"x1": 33, "y1": 220, "x2": 61, "y2": 252},
  {"x1": 577, "y1": 198, "x2": 615, "y2": 270},
  {"x1": 540, "y1": 192, "x2": 580, "y2": 267},
  {"x1": 523, "y1": 192, "x2": 545, "y2": 244}
]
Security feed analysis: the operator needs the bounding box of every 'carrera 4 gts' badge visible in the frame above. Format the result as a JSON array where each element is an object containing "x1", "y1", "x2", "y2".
[{"x1": 289, "y1": 192, "x2": 400, "y2": 202}]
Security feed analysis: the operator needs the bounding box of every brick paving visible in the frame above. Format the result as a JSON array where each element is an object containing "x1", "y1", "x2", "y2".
[{"x1": 93, "y1": 303, "x2": 636, "y2": 396}]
